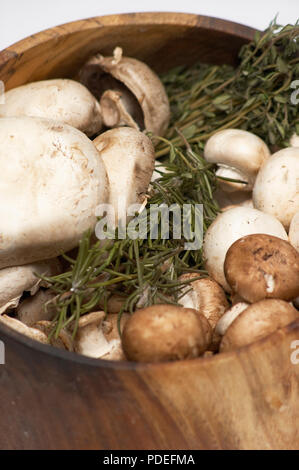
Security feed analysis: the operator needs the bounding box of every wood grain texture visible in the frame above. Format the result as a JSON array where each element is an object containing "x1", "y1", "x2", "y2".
[{"x1": 0, "y1": 12, "x2": 298, "y2": 450}]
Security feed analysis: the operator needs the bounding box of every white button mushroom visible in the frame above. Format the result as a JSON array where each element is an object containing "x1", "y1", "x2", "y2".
[
  {"x1": 290, "y1": 133, "x2": 299, "y2": 147},
  {"x1": 0, "y1": 79, "x2": 102, "y2": 136},
  {"x1": 0, "y1": 117, "x2": 108, "y2": 268},
  {"x1": 79, "y1": 47, "x2": 170, "y2": 136},
  {"x1": 0, "y1": 315, "x2": 49, "y2": 344},
  {"x1": 253, "y1": 147, "x2": 299, "y2": 229},
  {"x1": 74, "y1": 312, "x2": 114, "y2": 358},
  {"x1": 204, "y1": 129, "x2": 270, "y2": 192},
  {"x1": 0, "y1": 259, "x2": 60, "y2": 314},
  {"x1": 203, "y1": 207, "x2": 288, "y2": 291},
  {"x1": 289, "y1": 211, "x2": 299, "y2": 252},
  {"x1": 93, "y1": 127, "x2": 155, "y2": 227}
]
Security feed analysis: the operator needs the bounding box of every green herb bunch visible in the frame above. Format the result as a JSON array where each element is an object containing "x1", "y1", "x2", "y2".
[
  {"x1": 157, "y1": 19, "x2": 299, "y2": 156},
  {"x1": 42, "y1": 143, "x2": 219, "y2": 338}
]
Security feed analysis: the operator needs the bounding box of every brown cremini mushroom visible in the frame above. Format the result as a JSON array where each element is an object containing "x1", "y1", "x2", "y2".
[
  {"x1": 179, "y1": 273, "x2": 228, "y2": 329},
  {"x1": 220, "y1": 299, "x2": 298, "y2": 352},
  {"x1": 122, "y1": 304, "x2": 212, "y2": 363},
  {"x1": 179, "y1": 273, "x2": 228, "y2": 350},
  {"x1": 224, "y1": 234, "x2": 299, "y2": 303},
  {"x1": 203, "y1": 207, "x2": 288, "y2": 291}
]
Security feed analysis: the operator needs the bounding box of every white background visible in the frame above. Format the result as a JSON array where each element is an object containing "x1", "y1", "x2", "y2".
[{"x1": 0, "y1": 0, "x2": 298, "y2": 51}]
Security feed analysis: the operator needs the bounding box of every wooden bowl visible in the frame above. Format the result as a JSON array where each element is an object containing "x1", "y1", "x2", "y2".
[{"x1": 0, "y1": 12, "x2": 298, "y2": 450}]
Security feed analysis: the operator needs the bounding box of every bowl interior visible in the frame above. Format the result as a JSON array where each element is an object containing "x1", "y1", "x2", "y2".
[{"x1": 0, "y1": 12, "x2": 266, "y2": 367}]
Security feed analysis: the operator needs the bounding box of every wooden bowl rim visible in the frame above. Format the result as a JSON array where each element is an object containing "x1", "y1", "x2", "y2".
[
  {"x1": 0, "y1": 11, "x2": 256, "y2": 62},
  {"x1": 0, "y1": 318, "x2": 298, "y2": 371},
  {"x1": 0, "y1": 12, "x2": 297, "y2": 370}
]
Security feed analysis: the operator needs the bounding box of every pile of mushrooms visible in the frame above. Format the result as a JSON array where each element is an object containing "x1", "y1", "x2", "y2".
[
  {"x1": 0, "y1": 48, "x2": 298, "y2": 365},
  {"x1": 0, "y1": 48, "x2": 168, "y2": 357},
  {"x1": 120, "y1": 129, "x2": 299, "y2": 363}
]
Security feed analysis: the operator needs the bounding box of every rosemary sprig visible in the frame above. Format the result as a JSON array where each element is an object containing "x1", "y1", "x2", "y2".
[
  {"x1": 156, "y1": 19, "x2": 299, "y2": 156},
  {"x1": 44, "y1": 142, "x2": 219, "y2": 338}
]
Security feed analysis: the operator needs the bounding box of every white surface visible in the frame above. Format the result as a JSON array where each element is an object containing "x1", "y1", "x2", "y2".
[{"x1": 0, "y1": 0, "x2": 298, "y2": 51}]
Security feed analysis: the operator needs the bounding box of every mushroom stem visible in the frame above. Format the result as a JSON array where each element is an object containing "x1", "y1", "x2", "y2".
[
  {"x1": 79, "y1": 47, "x2": 170, "y2": 136},
  {"x1": 204, "y1": 129, "x2": 270, "y2": 192},
  {"x1": 100, "y1": 90, "x2": 140, "y2": 130}
]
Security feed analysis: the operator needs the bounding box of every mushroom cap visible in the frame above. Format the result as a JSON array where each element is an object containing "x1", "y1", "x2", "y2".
[
  {"x1": 290, "y1": 133, "x2": 299, "y2": 147},
  {"x1": 224, "y1": 234, "x2": 299, "y2": 302},
  {"x1": 179, "y1": 273, "x2": 228, "y2": 330},
  {"x1": 0, "y1": 314, "x2": 49, "y2": 344},
  {"x1": 16, "y1": 289, "x2": 56, "y2": 326},
  {"x1": 33, "y1": 320, "x2": 73, "y2": 351},
  {"x1": 220, "y1": 299, "x2": 298, "y2": 352},
  {"x1": 0, "y1": 79, "x2": 102, "y2": 136},
  {"x1": 102, "y1": 312, "x2": 130, "y2": 342},
  {"x1": 122, "y1": 304, "x2": 212, "y2": 363},
  {"x1": 93, "y1": 127, "x2": 155, "y2": 226},
  {"x1": 74, "y1": 311, "x2": 123, "y2": 359},
  {"x1": 253, "y1": 147, "x2": 299, "y2": 229},
  {"x1": 204, "y1": 129, "x2": 270, "y2": 192},
  {"x1": 0, "y1": 259, "x2": 60, "y2": 314},
  {"x1": 203, "y1": 207, "x2": 288, "y2": 291},
  {"x1": 289, "y1": 211, "x2": 299, "y2": 252},
  {"x1": 179, "y1": 274, "x2": 228, "y2": 352},
  {"x1": 101, "y1": 312, "x2": 130, "y2": 360},
  {"x1": 0, "y1": 117, "x2": 108, "y2": 268},
  {"x1": 215, "y1": 302, "x2": 249, "y2": 336},
  {"x1": 79, "y1": 48, "x2": 170, "y2": 136}
]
